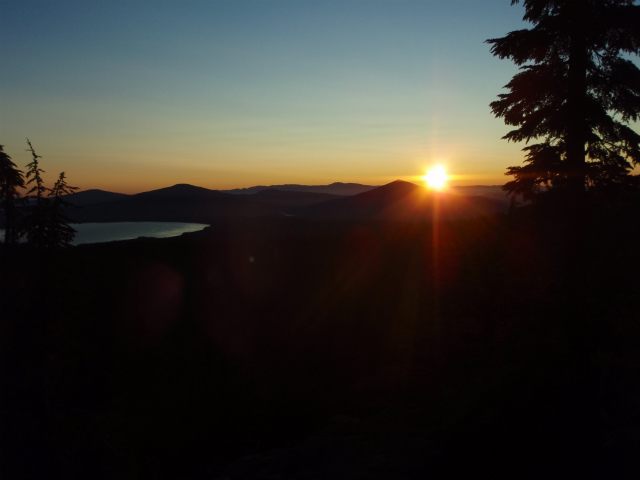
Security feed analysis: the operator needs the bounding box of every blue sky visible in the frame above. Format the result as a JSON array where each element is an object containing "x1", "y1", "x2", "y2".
[{"x1": 2, "y1": 0, "x2": 531, "y2": 193}]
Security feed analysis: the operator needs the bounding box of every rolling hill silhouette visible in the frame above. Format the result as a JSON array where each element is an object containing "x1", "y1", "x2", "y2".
[
  {"x1": 72, "y1": 184, "x2": 278, "y2": 223},
  {"x1": 64, "y1": 181, "x2": 507, "y2": 224},
  {"x1": 298, "y1": 180, "x2": 506, "y2": 220},
  {"x1": 223, "y1": 182, "x2": 377, "y2": 196},
  {"x1": 65, "y1": 189, "x2": 130, "y2": 206},
  {"x1": 132, "y1": 183, "x2": 226, "y2": 199},
  {"x1": 449, "y1": 185, "x2": 510, "y2": 204},
  {"x1": 249, "y1": 189, "x2": 345, "y2": 207}
]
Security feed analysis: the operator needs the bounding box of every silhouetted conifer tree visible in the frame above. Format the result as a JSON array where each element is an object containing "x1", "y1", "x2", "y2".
[
  {"x1": 24, "y1": 139, "x2": 50, "y2": 248},
  {"x1": 23, "y1": 140, "x2": 80, "y2": 249},
  {"x1": 0, "y1": 145, "x2": 25, "y2": 245},
  {"x1": 47, "y1": 172, "x2": 79, "y2": 248},
  {"x1": 487, "y1": 0, "x2": 640, "y2": 202}
]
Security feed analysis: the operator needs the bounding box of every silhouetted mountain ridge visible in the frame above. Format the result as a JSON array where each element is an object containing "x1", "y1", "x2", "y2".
[
  {"x1": 298, "y1": 180, "x2": 506, "y2": 220},
  {"x1": 65, "y1": 189, "x2": 130, "y2": 206},
  {"x1": 223, "y1": 182, "x2": 377, "y2": 196},
  {"x1": 72, "y1": 184, "x2": 275, "y2": 223},
  {"x1": 133, "y1": 184, "x2": 227, "y2": 199},
  {"x1": 56, "y1": 181, "x2": 508, "y2": 224},
  {"x1": 449, "y1": 185, "x2": 509, "y2": 203},
  {"x1": 249, "y1": 189, "x2": 345, "y2": 207}
]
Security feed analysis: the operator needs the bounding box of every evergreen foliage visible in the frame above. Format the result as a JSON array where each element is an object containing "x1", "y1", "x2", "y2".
[
  {"x1": 487, "y1": 0, "x2": 640, "y2": 201},
  {"x1": 0, "y1": 145, "x2": 25, "y2": 244},
  {"x1": 24, "y1": 139, "x2": 50, "y2": 247},
  {"x1": 47, "y1": 172, "x2": 79, "y2": 249},
  {"x1": 22, "y1": 139, "x2": 80, "y2": 249}
]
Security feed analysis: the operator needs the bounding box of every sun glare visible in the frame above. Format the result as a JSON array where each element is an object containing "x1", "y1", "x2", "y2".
[{"x1": 423, "y1": 166, "x2": 448, "y2": 190}]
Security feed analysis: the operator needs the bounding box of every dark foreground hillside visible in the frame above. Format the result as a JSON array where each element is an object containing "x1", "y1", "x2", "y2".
[{"x1": 2, "y1": 209, "x2": 639, "y2": 479}]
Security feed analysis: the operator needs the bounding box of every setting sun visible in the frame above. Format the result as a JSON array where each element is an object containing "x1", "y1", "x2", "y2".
[{"x1": 423, "y1": 166, "x2": 449, "y2": 190}]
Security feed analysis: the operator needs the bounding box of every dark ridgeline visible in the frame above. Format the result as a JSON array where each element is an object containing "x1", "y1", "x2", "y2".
[
  {"x1": 70, "y1": 184, "x2": 276, "y2": 223},
  {"x1": 1, "y1": 179, "x2": 509, "y2": 228},
  {"x1": 64, "y1": 189, "x2": 130, "y2": 206},
  {"x1": 64, "y1": 181, "x2": 510, "y2": 224},
  {"x1": 222, "y1": 182, "x2": 378, "y2": 196},
  {"x1": 299, "y1": 180, "x2": 507, "y2": 220},
  {"x1": 248, "y1": 188, "x2": 346, "y2": 208}
]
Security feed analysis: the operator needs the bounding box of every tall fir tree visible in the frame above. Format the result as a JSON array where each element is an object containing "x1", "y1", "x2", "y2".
[
  {"x1": 487, "y1": 0, "x2": 640, "y2": 203},
  {"x1": 0, "y1": 145, "x2": 25, "y2": 245},
  {"x1": 24, "y1": 139, "x2": 49, "y2": 248}
]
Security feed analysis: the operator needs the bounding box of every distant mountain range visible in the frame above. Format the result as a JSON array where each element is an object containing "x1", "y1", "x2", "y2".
[
  {"x1": 64, "y1": 189, "x2": 130, "y2": 206},
  {"x1": 70, "y1": 184, "x2": 273, "y2": 224},
  {"x1": 299, "y1": 180, "x2": 507, "y2": 220},
  {"x1": 59, "y1": 181, "x2": 508, "y2": 224},
  {"x1": 221, "y1": 182, "x2": 378, "y2": 196}
]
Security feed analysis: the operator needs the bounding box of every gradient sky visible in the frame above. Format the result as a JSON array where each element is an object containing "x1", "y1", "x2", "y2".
[{"x1": 2, "y1": 0, "x2": 550, "y2": 193}]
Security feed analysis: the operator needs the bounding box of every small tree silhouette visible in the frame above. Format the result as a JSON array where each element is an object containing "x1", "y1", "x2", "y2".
[
  {"x1": 24, "y1": 139, "x2": 50, "y2": 248},
  {"x1": 23, "y1": 139, "x2": 80, "y2": 249},
  {"x1": 0, "y1": 145, "x2": 25, "y2": 245},
  {"x1": 47, "y1": 172, "x2": 79, "y2": 249}
]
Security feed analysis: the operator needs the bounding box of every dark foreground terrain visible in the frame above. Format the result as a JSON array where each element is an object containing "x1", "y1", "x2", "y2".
[{"x1": 2, "y1": 206, "x2": 640, "y2": 479}]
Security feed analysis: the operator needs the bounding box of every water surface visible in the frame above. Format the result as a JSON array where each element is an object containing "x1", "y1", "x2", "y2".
[{"x1": 1, "y1": 222, "x2": 208, "y2": 245}]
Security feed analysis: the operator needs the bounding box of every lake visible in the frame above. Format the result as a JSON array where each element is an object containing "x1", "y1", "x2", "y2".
[{"x1": 1, "y1": 222, "x2": 209, "y2": 245}]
